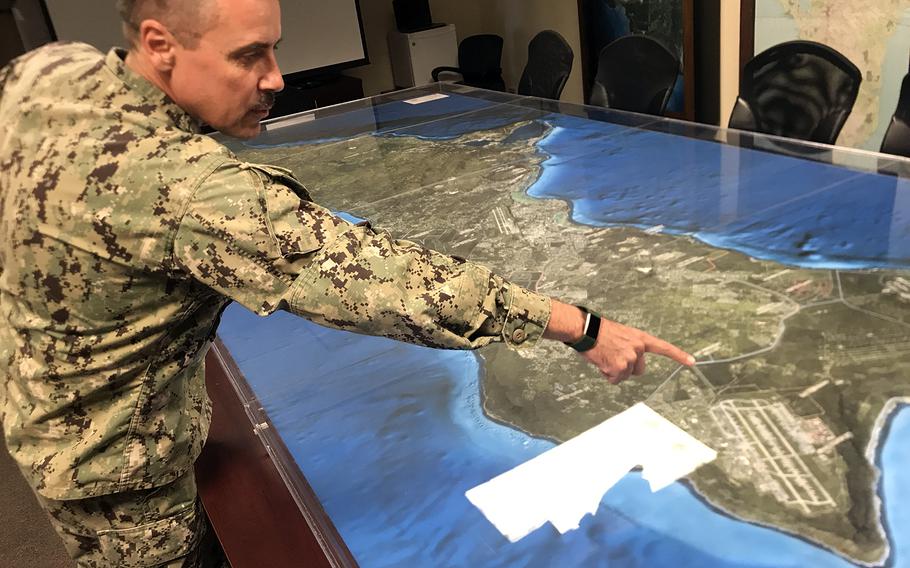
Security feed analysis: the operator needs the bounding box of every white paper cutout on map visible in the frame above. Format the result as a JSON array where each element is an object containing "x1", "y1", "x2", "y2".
[{"x1": 465, "y1": 403, "x2": 717, "y2": 542}]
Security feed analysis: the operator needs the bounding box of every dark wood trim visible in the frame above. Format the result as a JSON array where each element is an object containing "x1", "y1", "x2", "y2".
[
  {"x1": 740, "y1": 0, "x2": 756, "y2": 71},
  {"x1": 197, "y1": 342, "x2": 357, "y2": 568},
  {"x1": 576, "y1": 0, "x2": 593, "y2": 104},
  {"x1": 693, "y1": 1, "x2": 720, "y2": 125},
  {"x1": 682, "y1": 0, "x2": 696, "y2": 121}
]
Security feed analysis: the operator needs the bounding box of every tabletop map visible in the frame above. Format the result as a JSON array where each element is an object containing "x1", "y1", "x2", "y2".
[{"x1": 219, "y1": 92, "x2": 910, "y2": 567}]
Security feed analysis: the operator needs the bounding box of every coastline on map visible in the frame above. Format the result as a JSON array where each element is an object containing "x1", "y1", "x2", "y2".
[
  {"x1": 655, "y1": 400, "x2": 910, "y2": 568},
  {"x1": 507, "y1": 129, "x2": 909, "y2": 564},
  {"x1": 864, "y1": 399, "x2": 910, "y2": 565},
  {"x1": 476, "y1": 344, "x2": 907, "y2": 567}
]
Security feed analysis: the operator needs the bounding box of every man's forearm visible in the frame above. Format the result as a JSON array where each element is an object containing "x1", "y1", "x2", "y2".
[{"x1": 542, "y1": 300, "x2": 587, "y2": 344}]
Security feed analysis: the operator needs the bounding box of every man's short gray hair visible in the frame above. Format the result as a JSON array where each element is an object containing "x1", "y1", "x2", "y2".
[{"x1": 117, "y1": 0, "x2": 217, "y2": 48}]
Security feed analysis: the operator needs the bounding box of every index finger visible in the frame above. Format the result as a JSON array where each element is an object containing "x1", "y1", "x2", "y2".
[{"x1": 642, "y1": 334, "x2": 696, "y2": 366}]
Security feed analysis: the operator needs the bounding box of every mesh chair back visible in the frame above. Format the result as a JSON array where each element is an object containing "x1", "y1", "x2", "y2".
[
  {"x1": 880, "y1": 73, "x2": 910, "y2": 158},
  {"x1": 517, "y1": 30, "x2": 574, "y2": 100},
  {"x1": 590, "y1": 35, "x2": 679, "y2": 115},
  {"x1": 458, "y1": 34, "x2": 504, "y2": 87},
  {"x1": 729, "y1": 40, "x2": 861, "y2": 145}
]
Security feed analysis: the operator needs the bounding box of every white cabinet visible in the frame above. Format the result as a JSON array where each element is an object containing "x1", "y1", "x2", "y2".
[{"x1": 388, "y1": 24, "x2": 458, "y2": 88}]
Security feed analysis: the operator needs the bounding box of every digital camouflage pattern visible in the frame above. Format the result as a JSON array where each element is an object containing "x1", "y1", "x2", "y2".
[
  {"x1": 39, "y1": 470, "x2": 225, "y2": 567},
  {"x1": 0, "y1": 42, "x2": 551, "y2": 501}
]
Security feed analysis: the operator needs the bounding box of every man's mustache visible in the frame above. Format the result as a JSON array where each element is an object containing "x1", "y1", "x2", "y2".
[{"x1": 258, "y1": 91, "x2": 277, "y2": 109}]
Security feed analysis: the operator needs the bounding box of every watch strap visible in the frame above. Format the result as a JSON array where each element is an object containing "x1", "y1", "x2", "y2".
[{"x1": 565, "y1": 306, "x2": 601, "y2": 352}]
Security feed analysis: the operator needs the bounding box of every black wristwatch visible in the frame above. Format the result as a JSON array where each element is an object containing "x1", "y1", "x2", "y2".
[{"x1": 565, "y1": 306, "x2": 601, "y2": 352}]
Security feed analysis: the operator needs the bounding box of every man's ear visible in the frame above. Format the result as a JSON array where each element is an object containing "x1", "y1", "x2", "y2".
[{"x1": 137, "y1": 19, "x2": 178, "y2": 72}]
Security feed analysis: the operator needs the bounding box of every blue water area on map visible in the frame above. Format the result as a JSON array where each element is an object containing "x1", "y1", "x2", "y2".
[
  {"x1": 219, "y1": 306, "x2": 909, "y2": 568},
  {"x1": 217, "y1": 93, "x2": 910, "y2": 566},
  {"x1": 526, "y1": 112, "x2": 910, "y2": 269}
]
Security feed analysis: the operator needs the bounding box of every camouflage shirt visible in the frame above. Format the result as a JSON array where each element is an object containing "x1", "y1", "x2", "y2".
[{"x1": 0, "y1": 43, "x2": 551, "y2": 500}]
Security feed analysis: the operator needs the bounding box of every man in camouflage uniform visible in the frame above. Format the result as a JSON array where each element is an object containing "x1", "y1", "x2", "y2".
[{"x1": 0, "y1": 0, "x2": 694, "y2": 565}]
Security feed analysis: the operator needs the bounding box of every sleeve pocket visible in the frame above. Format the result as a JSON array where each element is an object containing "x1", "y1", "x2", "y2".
[{"x1": 243, "y1": 162, "x2": 349, "y2": 264}]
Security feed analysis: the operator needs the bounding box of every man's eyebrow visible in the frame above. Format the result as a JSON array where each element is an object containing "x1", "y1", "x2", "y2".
[{"x1": 228, "y1": 39, "x2": 282, "y2": 59}]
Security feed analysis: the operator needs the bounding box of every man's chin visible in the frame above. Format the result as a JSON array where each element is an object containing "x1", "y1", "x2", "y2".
[
  {"x1": 217, "y1": 122, "x2": 263, "y2": 140},
  {"x1": 235, "y1": 128, "x2": 263, "y2": 140}
]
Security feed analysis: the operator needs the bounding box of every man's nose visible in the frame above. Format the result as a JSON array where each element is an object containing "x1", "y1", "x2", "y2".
[{"x1": 260, "y1": 54, "x2": 285, "y2": 93}]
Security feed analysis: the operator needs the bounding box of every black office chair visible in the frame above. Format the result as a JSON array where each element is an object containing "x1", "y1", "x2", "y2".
[
  {"x1": 729, "y1": 40, "x2": 861, "y2": 145},
  {"x1": 589, "y1": 35, "x2": 679, "y2": 115},
  {"x1": 431, "y1": 34, "x2": 506, "y2": 92},
  {"x1": 516, "y1": 30, "x2": 574, "y2": 101},
  {"x1": 880, "y1": 73, "x2": 910, "y2": 158}
]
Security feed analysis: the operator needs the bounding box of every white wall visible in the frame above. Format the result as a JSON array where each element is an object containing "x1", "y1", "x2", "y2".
[
  {"x1": 485, "y1": 0, "x2": 584, "y2": 105},
  {"x1": 718, "y1": 1, "x2": 741, "y2": 125},
  {"x1": 42, "y1": 0, "x2": 366, "y2": 77}
]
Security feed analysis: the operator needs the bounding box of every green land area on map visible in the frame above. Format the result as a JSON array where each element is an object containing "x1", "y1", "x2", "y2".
[{"x1": 235, "y1": 120, "x2": 910, "y2": 565}]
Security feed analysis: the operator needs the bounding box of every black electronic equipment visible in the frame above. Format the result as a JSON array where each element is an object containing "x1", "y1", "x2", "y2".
[{"x1": 392, "y1": 0, "x2": 445, "y2": 33}]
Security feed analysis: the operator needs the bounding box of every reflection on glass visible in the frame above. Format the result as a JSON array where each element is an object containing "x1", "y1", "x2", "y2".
[{"x1": 579, "y1": 0, "x2": 685, "y2": 112}]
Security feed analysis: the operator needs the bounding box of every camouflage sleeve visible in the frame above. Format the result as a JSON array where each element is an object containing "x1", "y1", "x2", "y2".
[{"x1": 173, "y1": 162, "x2": 551, "y2": 350}]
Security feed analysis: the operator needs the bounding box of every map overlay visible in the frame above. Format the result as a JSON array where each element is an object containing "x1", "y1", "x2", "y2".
[{"x1": 218, "y1": 89, "x2": 910, "y2": 567}]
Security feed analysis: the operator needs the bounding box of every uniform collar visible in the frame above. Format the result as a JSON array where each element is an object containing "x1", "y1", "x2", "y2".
[{"x1": 104, "y1": 47, "x2": 203, "y2": 134}]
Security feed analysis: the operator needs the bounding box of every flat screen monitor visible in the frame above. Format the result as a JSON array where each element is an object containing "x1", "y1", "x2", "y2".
[{"x1": 40, "y1": 0, "x2": 368, "y2": 79}]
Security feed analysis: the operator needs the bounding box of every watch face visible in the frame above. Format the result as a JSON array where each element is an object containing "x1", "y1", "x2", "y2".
[
  {"x1": 586, "y1": 312, "x2": 600, "y2": 335},
  {"x1": 583, "y1": 313, "x2": 601, "y2": 346}
]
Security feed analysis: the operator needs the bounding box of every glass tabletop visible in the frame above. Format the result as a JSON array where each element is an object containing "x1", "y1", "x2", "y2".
[{"x1": 214, "y1": 84, "x2": 910, "y2": 568}]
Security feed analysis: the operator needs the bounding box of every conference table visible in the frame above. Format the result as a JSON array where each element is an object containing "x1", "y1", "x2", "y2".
[{"x1": 196, "y1": 84, "x2": 910, "y2": 568}]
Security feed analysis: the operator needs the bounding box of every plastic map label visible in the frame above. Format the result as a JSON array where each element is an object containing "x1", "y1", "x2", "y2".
[{"x1": 466, "y1": 403, "x2": 718, "y2": 542}]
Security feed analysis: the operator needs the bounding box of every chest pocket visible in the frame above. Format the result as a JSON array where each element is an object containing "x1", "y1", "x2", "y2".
[{"x1": 241, "y1": 162, "x2": 346, "y2": 266}]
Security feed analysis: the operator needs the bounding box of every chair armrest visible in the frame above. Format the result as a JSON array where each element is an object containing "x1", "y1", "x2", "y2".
[{"x1": 432, "y1": 66, "x2": 462, "y2": 82}]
